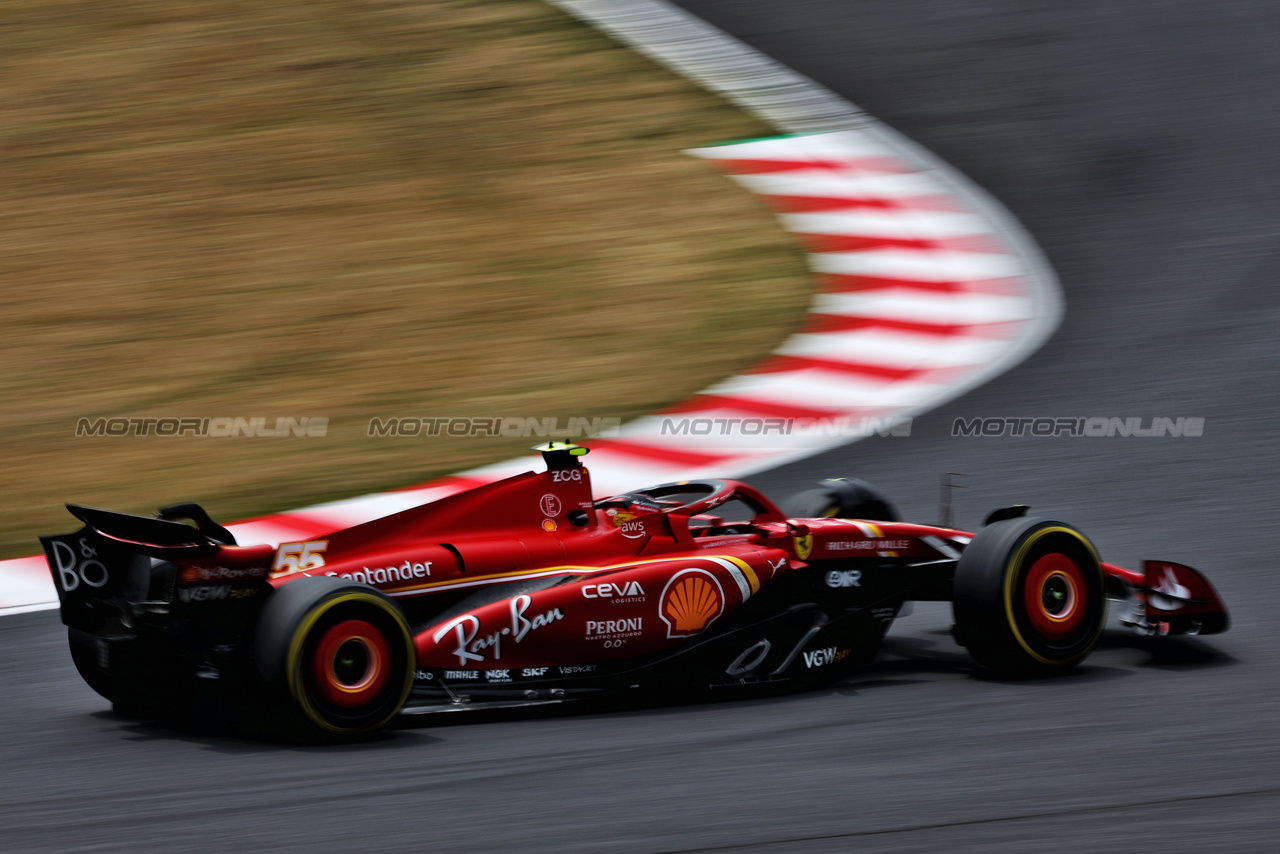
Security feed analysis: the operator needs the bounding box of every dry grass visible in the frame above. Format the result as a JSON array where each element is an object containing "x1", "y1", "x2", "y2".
[{"x1": 0, "y1": 0, "x2": 810, "y2": 557}]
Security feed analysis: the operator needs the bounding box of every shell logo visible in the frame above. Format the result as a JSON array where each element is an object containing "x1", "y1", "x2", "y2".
[{"x1": 660, "y1": 569, "x2": 725, "y2": 638}]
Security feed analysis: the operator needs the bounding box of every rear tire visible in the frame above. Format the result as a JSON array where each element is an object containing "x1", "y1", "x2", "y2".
[
  {"x1": 780, "y1": 478, "x2": 899, "y2": 522},
  {"x1": 953, "y1": 518, "x2": 1106, "y2": 676},
  {"x1": 255, "y1": 577, "x2": 414, "y2": 738}
]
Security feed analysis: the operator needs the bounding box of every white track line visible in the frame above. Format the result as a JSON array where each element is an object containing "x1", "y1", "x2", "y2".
[{"x1": 1, "y1": 0, "x2": 1062, "y2": 613}]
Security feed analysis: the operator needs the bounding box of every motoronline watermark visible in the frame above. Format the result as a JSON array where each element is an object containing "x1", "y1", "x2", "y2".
[
  {"x1": 952, "y1": 417, "x2": 1205, "y2": 438},
  {"x1": 367, "y1": 416, "x2": 622, "y2": 438},
  {"x1": 658, "y1": 416, "x2": 912, "y2": 438},
  {"x1": 76, "y1": 417, "x2": 329, "y2": 438}
]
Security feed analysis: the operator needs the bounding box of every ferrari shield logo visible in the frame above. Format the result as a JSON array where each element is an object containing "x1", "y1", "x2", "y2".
[{"x1": 793, "y1": 534, "x2": 813, "y2": 560}]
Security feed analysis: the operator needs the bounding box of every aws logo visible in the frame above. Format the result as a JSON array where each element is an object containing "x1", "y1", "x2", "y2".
[{"x1": 660, "y1": 569, "x2": 725, "y2": 638}]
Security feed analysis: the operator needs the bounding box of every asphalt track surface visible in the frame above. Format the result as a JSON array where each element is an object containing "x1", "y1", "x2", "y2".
[{"x1": 5, "y1": 2, "x2": 1280, "y2": 851}]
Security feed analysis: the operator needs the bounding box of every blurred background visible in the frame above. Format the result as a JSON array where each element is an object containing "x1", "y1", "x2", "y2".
[{"x1": 0, "y1": 0, "x2": 811, "y2": 558}]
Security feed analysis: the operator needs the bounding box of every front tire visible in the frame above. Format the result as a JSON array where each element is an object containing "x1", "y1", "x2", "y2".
[
  {"x1": 255, "y1": 577, "x2": 414, "y2": 737},
  {"x1": 952, "y1": 518, "x2": 1105, "y2": 676}
]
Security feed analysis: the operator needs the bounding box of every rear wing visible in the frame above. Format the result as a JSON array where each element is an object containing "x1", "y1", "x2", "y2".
[
  {"x1": 64, "y1": 504, "x2": 232, "y2": 553},
  {"x1": 39, "y1": 504, "x2": 232, "y2": 628}
]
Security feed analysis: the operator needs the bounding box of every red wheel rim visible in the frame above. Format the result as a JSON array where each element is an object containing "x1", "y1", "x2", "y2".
[
  {"x1": 311, "y1": 619, "x2": 391, "y2": 708},
  {"x1": 1023, "y1": 552, "x2": 1087, "y2": 640}
]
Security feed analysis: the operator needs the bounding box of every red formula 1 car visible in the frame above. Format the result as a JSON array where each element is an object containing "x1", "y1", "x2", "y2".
[{"x1": 42, "y1": 444, "x2": 1228, "y2": 738}]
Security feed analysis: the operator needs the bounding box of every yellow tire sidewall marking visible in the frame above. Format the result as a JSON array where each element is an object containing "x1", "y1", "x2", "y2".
[
  {"x1": 285, "y1": 592, "x2": 415, "y2": 734},
  {"x1": 1002, "y1": 526, "x2": 1104, "y2": 665}
]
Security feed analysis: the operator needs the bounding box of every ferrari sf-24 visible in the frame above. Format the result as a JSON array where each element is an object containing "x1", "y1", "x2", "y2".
[{"x1": 42, "y1": 443, "x2": 1228, "y2": 737}]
